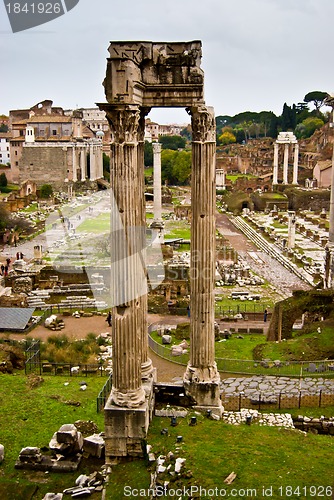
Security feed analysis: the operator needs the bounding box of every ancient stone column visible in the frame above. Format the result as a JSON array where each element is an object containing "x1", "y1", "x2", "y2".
[
  {"x1": 184, "y1": 105, "x2": 221, "y2": 411},
  {"x1": 137, "y1": 108, "x2": 154, "y2": 380},
  {"x1": 273, "y1": 142, "x2": 279, "y2": 185},
  {"x1": 105, "y1": 105, "x2": 146, "y2": 407},
  {"x1": 216, "y1": 169, "x2": 226, "y2": 189},
  {"x1": 153, "y1": 142, "x2": 162, "y2": 220},
  {"x1": 89, "y1": 144, "x2": 97, "y2": 181},
  {"x1": 72, "y1": 147, "x2": 78, "y2": 182},
  {"x1": 151, "y1": 142, "x2": 164, "y2": 246},
  {"x1": 283, "y1": 143, "x2": 289, "y2": 184},
  {"x1": 325, "y1": 100, "x2": 334, "y2": 288},
  {"x1": 97, "y1": 146, "x2": 103, "y2": 179},
  {"x1": 292, "y1": 143, "x2": 299, "y2": 184},
  {"x1": 80, "y1": 149, "x2": 86, "y2": 181},
  {"x1": 287, "y1": 211, "x2": 296, "y2": 249}
]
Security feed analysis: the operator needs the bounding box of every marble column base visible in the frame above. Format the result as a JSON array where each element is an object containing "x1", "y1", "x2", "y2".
[
  {"x1": 104, "y1": 378, "x2": 154, "y2": 459},
  {"x1": 183, "y1": 363, "x2": 222, "y2": 408}
]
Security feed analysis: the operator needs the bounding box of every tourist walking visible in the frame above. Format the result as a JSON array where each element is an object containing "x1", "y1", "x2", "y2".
[{"x1": 106, "y1": 311, "x2": 112, "y2": 327}]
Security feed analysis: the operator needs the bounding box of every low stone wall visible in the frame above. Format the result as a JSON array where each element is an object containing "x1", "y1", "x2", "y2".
[{"x1": 293, "y1": 415, "x2": 334, "y2": 435}]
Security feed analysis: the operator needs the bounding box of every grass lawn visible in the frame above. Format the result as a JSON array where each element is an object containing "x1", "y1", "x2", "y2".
[
  {"x1": 258, "y1": 326, "x2": 334, "y2": 362},
  {"x1": 76, "y1": 212, "x2": 110, "y2": 233},
  {"x1": 164, "y1": 220, "x2": 191, "y2": 240},
  {"x1": 140, "y1": 415, "x2": 333, "y2": 499},
  {"x1": 215, "y1": 334, "x2": 266, "y2": 359},
  {"x1": 1, "y1": 373, "x2": 334, "y2": 499},
  {"x1": 0, "y1": 373, "x2": 105, "y2": 499}
]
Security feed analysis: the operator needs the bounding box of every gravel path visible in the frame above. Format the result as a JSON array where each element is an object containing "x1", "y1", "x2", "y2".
[{"x1": 216, "y1": 212, "x2": 311, "y2": 298}]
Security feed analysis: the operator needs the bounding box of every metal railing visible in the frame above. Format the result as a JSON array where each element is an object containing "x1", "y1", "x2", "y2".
[
  {"x1": 97, "y1": 373, "x2": 113, "y2": 412},
  {"x1": 222, "y1": 391, "x2": 334, "y2": 411},
  {"x1": 148, "y1": 326, "x2": 334, "y2": 378}
]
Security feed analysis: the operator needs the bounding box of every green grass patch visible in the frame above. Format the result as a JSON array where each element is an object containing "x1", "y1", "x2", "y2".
[
  {"x1": 216, "y1": 334, "x2": 266, "y2": 359},
  {"x1": 164, "y1": 220, "x2": 191, "y2": 240},
  {"x1": 0, "y1": 373, "x2": 105, "y2": 497},
  {"x1": 76, "y1": 212, "x2": 110, "y2": 234},
  {"x1": 144, "y1": 415, "x2": 334, "y2": 496}
]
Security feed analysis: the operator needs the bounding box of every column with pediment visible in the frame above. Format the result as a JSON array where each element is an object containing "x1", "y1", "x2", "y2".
[{"x1": 183, "y1": 105, "x2": 222, "y2": 412}]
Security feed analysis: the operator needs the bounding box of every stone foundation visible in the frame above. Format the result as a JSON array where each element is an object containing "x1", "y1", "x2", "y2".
[{"x1": 104, "y1": 378, "x2": 154, "y2": 460}]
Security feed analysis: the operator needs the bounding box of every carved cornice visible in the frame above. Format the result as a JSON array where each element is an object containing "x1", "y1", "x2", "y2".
[{"x1": 187, "y1": 105, "x2": 216, "y2": 142}]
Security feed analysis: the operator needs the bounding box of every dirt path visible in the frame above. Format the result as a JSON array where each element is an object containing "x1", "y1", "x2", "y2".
[{"x1": 0, "y1": 313, "x2": 188, "y2": 382}]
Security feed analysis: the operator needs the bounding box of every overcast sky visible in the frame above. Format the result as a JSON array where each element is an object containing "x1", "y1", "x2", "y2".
[{"x1": 1, "y1": 0, "x2": 334, "y2": 124}]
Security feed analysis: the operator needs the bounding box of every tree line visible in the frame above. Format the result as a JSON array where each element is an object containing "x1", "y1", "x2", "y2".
[{"x1": 216, "y1": 90, "x2": 330, "y2": 145}]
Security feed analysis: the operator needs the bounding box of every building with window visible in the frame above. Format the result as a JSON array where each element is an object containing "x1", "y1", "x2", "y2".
[{"x1": 8, "y1": 100, "x2": 103, "y2": 188}]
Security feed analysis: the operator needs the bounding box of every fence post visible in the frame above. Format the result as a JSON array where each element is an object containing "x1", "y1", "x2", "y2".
[
  {"x1": 319, "y1": 390, "x2": 322, "y2": 408},
  {"x1": 278, "y1": 391, "x2": 281, "y2": 410},
  {"x1": 258, "y1": 393, "x2": 261, "y2": 411},
  {"x1": 298, "y1": 391, "x2": 302, "y2": 409}
]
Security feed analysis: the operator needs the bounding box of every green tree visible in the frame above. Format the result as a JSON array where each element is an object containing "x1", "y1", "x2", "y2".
[
  {"x1": 295, "y1": 117, "x2": 324, "y2": 139},
  {"x1": 161, "y1": 149, "x2": 191, "y2": 185},
  {"x1": 304, "y1": 91, "x2": 329, "y2": 116},
  {"x1": 0, "y1": 172, "x2": 8, "y2": 188},
  {"x1": 159, "y1": 135, "x2": 186, "y2": 150},
  {"x1": 103, "y1": 153, "x2": 110, "y2": 180},
  {"x1": 180, "y1": 125, "x2": 192, "y2": 141},
  {"x1": 40, "y1": 184, "x2": 53, "y2": 198},
  {"x1": 171, "y1": 150, "x2": 191, "y2": 184},
  {"x1": 218, "y1": 131, "x2": 236, "y2": 145},
  {"x1": 280, "y1": 103, "x2": 296, "y2": 130},
  {"x1": 144, "y1": 141, "x2": 153, "y2": 166}
]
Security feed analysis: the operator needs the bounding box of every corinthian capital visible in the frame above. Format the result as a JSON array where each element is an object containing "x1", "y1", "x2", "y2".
[
  {"x1": 104, "y1": 105, "x2": 141, "y2": 143},
  {"x1": 188, "y1": 105, "x2": 216, "y2": 142}
]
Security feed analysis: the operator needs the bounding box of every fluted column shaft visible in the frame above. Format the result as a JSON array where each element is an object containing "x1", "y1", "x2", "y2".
[
  {"x1": 184, "y1": 105, "x2": 220, "y2": 399},
  {"x1": 190, "y1": 139, "x2": 216, "y2": 368},
  {"x1": 283, "y1": 143, "x2": 289, "y2": 184},
  {"x1": 292, "y1": 143, "x2": 299, "y2": 184},
  {"x1": 137, "y1": 109, "x2": 153, "y2": 379},
  {"x1": 273, "y1": 142, "x2": 279, "y2": 184},
  {"x1": 153, "y1": 142, "x2": 162, "y2": 221},
  {"x1": 72, "y1": 148, "x2": 78, "y2": 182},
  {"x1": 106, "y1": 105, "x2": 146, "y2": 407}
]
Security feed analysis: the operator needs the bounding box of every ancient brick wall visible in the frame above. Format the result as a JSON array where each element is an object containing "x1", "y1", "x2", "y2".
[{"x1": 19, "y1": 146, "x2": 68, "y2": 188}]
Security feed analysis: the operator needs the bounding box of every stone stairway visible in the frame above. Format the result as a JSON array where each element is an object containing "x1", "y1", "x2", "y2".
[{"x1": 231, "y1": 216, "x2": 314, "y2": 287}]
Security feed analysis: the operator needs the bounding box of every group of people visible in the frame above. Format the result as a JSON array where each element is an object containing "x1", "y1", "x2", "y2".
[{"x1": 0, "y1": 258, "x2": 11, "y2": 277}]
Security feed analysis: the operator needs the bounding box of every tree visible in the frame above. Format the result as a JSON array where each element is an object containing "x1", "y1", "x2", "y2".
[
  {"x1": 304, "y1": 91, "x2": 329, "y2": 115},
  {"x1": 144, "y1": 141, "x2": 153, "y2": 166},
  {"x1": 218, "y1": 131, "x2": 236, "y2": 145},
  {"x1": 0, "y1": 172, "x2": 8, "y2": 188},
  {"x1": 0, "y1": 205, "x2": 9, "y2": 233},
  {"x1": 280, "y1": 103, "x2": 296, "y2": 130},
  {"x1": 171, "y1": 150, "x2": 191, "y2": 185},
  {"x1": 295, "y1": 117, "x2": 324, "y2": 139},
  {"x1": 40, "y1": 184, "x2": 53, "y2": 198},
  {"x1": 161, "y1": 149, "x2": 191, "y2": 185},
  {"x1": 103, "y1": 153, "x2": 110, "y2": 180},
  {"x1": 159, "y1": 135, "x2": 186, "y2": 150}
]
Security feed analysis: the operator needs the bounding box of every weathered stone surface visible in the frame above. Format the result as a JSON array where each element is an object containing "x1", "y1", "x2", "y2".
[
  {"x1": 0, "y1": 444, "x2": 4, "y2": 463},
  {"x1": 12, "y1": 277, "x2": 33, "y2": 294},
  {"x1": 83, "y1": 434, "x2": 105, "y2": 458}
]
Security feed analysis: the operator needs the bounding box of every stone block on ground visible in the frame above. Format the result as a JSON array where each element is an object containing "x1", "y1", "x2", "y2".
[{"x1": 83, "y1": 434, "x2": 105, "y2": 458}]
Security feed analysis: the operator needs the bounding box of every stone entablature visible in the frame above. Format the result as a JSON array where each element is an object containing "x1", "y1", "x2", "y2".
[{"x1": 103, "y1": 41, "x2": 204, "y2": 108}]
